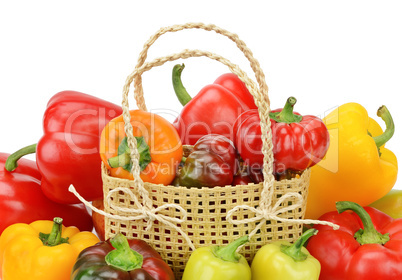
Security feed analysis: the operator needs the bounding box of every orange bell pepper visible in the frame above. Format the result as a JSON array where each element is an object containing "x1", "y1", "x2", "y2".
[
  {"x1": 0, "y1": 217, "x2": 99, "y2": 280},
  {"x1": 100, "y1": 110, "x2": 183, "y2": 185}
]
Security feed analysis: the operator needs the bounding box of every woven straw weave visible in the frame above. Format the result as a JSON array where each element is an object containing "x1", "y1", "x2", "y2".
[
  {"x1": 102, "y1": 23, "x2": 312, "y2": 278},
  {"x1": 102, "y1": 165, "x2": 310, "y2": 274}
]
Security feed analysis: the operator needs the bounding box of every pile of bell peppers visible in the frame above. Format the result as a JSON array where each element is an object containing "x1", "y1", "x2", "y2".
[
  {"x1": 1, "y1": 64, "x2": 402, "y2": 280},
  {"x1": 171, "y1": 64, "x2": 330, "y2": 182},
  {"x1": 179, "y1": 200, "x2": 402, "y2": 280}
]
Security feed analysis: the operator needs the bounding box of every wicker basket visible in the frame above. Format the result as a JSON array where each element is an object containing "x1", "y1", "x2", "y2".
[{"x1": 102, "y1": 23, "x2": 312, "y2": 279}]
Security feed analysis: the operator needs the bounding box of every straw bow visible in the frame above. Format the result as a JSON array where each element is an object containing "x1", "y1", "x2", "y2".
[
  {"x1": 68, "y1": 184, "x2": 196, "y2": 251},
  {"x1": 226, "y1": 191, "x2": 340, "y2": 237}
]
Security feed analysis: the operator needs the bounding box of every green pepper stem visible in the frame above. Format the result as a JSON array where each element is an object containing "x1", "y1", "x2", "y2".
[
  {"x1": 108, "y1": 153, "x2": 131, "y2": 168},
  {"x1": 47, "y1": 217, "x2": 63, "y2": 246},
  {"x1": 280, "y1": 228, "x2": 317, "y2": 262},
  {"x1": 336, "y1": 201, "x2": 390, "y2": 245},
  {"x1": 269, "y1": 97, "x2": 303, "y2": 124},
  {"x1": 105, "y1": 233, "x2": 144, "y2": 271},
  {"x1": 172, "y1": 64, "x2": 192, "y2": 106},
  {"x1": 372, "y1": 105, "x2": 395, "y2": 149},
  {"x1": 107, "y1": 137, "x2": 151, "y2": 172},
  {"x1": 5, "y1": 144, "x2": 37, "y2": 171},
  {"x1": 39, "y1": 217, "x2": 69, "y2": 247},
  {"x1": 214, "y1": 235, "x2": 249, "y2": 263}
]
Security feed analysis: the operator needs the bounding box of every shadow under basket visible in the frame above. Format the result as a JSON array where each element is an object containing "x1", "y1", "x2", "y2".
[{"x1": 101, "y1": 163, "x2": 311, "y2": 279}]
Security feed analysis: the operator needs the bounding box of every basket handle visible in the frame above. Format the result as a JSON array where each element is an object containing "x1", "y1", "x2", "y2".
[
  {"x1": 132, "y1": 22, "x2": 269, "y2": 112},
  {"x1": 123, "y1": 48, "x2": 275, "y2": 205}
]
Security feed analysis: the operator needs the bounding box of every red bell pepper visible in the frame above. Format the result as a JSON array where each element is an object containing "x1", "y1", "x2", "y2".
[
  {"x1": 172, "y1": 64, "x2": 257, "y2": 145},
  {"x1": 6, "y1": 91, "x2": 122, "y2": 204},
  {"x1": 233, "y1": 97, "x2": 329, "y2": 174},
  {"x1": 306, "y1": 201, "x2": 402, "y2": 279},
  {"x1": 0, "y1": 152, "x2": 93, "y2": 234},
  {"x1": 71, "y1": 233, "x2": 175, "y2": 280}
]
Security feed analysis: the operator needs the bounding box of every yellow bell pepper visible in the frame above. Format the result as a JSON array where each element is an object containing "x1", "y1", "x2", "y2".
[
  {"x1": 305, "y1": 103, "x2": 398, "y2": 219},
  {"x1": 251, "y1": 229, "x2": 320, "y2": 280},
  {"x1": 0, "y1": 217, "x2": 99, "y2": 280}
]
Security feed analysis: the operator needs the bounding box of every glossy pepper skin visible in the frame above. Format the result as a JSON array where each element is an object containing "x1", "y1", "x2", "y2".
[
  {"x1": 0, "y1": 153, "x2": 93, "y2": 234},
  {"x1": 232, "y1": 171, "x2": 253, "y2": 185},
  {"x1": 370, "y1": 189, "x2": 402, "y2": 219},
  {"x1": 71, "y1": 233, "x2": 175, "y2": 280},
  {"x1": 182, "y1": 235, "x2": 251, "y2": 280},
  {"x1": 234, "y1": 97, "x2": 329, "y2": 174},
  {"x1": 175, "y1": 134, "x2": 236, "y2": 187},
  {"x1": 307, "y1": 201, "x2": 402, "y2": 280},
  {"x1": 251, "y1": 229, "x2": 320, "y2": 280},
  {"x1": 0, "y1": 217, "x2": 100, "y2": 280},
  {"x1": 100, "y1": 110, "x2": 183, "y2": 185},
  {"x1": 172, "y1": 64, "x2": 257, "y2": 145},
  {"x1": 5, "y1": 91, "x2": 123, "y2": 204},
  {"x1": 306, "y1": 103, "x2": 398, "y2": 219}
]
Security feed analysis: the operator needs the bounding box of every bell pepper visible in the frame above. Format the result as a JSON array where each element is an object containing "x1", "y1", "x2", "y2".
[
  {"x1": 71, "y1": 233, "x2": 175, "y2": 280},
  {"x1": 5, "y1": 91, "x2": 123, "y2": 204},
  {"x1": 306, "y1": 103, "x2": 398, "y2": 219},
  {"x1": 174, "y1": 134, "x2": 236, "y2": 187},
  {"x1": 100, "y1": 109, "x2": 183, "y2": 185},
  {"x1": 369, "y1": 189, "x2": 402, "y2": 219},
  {"x1": 182, "y1": 235, "x2": 251, "y2": 280},
  {"x1": 307, "y1": 201, "x2": 402, "y2": 279},
  {"x1": 233, "y1": 97, "x2": 329, "y2": 174},
  {"x1": 0, "y1": 217, "x2": 100, "y2": 280},
  {"x1": 0, "y1": 152, "x2": 93, "y2": 234},
  {"x1": 251, "y1": 229, "x2": 321, "y2": 280},
  {"x1": 232, "y1": 171, "x2": 253, "y2": 185},
  {"x1": 92, "y1": 199, "x2": 106, "y2": 241},
  {"x1": 172, "y1": 64, "x2": 257, "y2": 145}
]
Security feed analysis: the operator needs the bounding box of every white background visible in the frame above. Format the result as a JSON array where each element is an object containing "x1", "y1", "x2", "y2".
[{"x1": 0, "y1": 1, "x2": 401, "y2": 191}]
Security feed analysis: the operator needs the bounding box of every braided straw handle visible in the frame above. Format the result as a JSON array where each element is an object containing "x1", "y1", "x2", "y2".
[
  {"x1": 122, "y1": 23, "x2": 277, "y2": 212},
  {"x1": 133, "y1": 22, "x2": 270, "y2": 111}
]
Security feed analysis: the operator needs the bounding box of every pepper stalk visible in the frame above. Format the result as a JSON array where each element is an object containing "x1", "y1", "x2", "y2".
[
  {"x1": 39, "y1": 217, "x2": 69, "y2": 246},
  {"x1": 5, "y1": 143, "x2": 37, "y2": 171},
  {"x1": 172, "y1": 64, "x2": 192, "y2": 106},
  {"x1": 213, "y1": 235, "x2": 249, "y2": 262},
  {"x1": 336, "y1": 201, "x2": 390, "y2": 245},
  {"x1": 269, "y1": 97, "x2": 302, "y2": 124},
  {"x1": 280, "y1": 229, "x2": 318, "y2": 261},
  {"x1": 107, "y1": 136, "x2": 151, "y2": 172},
  {"x1": 105, "y1": 233, "x2": 144, "y2": 271},
  {"x1": 372, "y1": 105, "x2": 395, "y2": 155}
]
